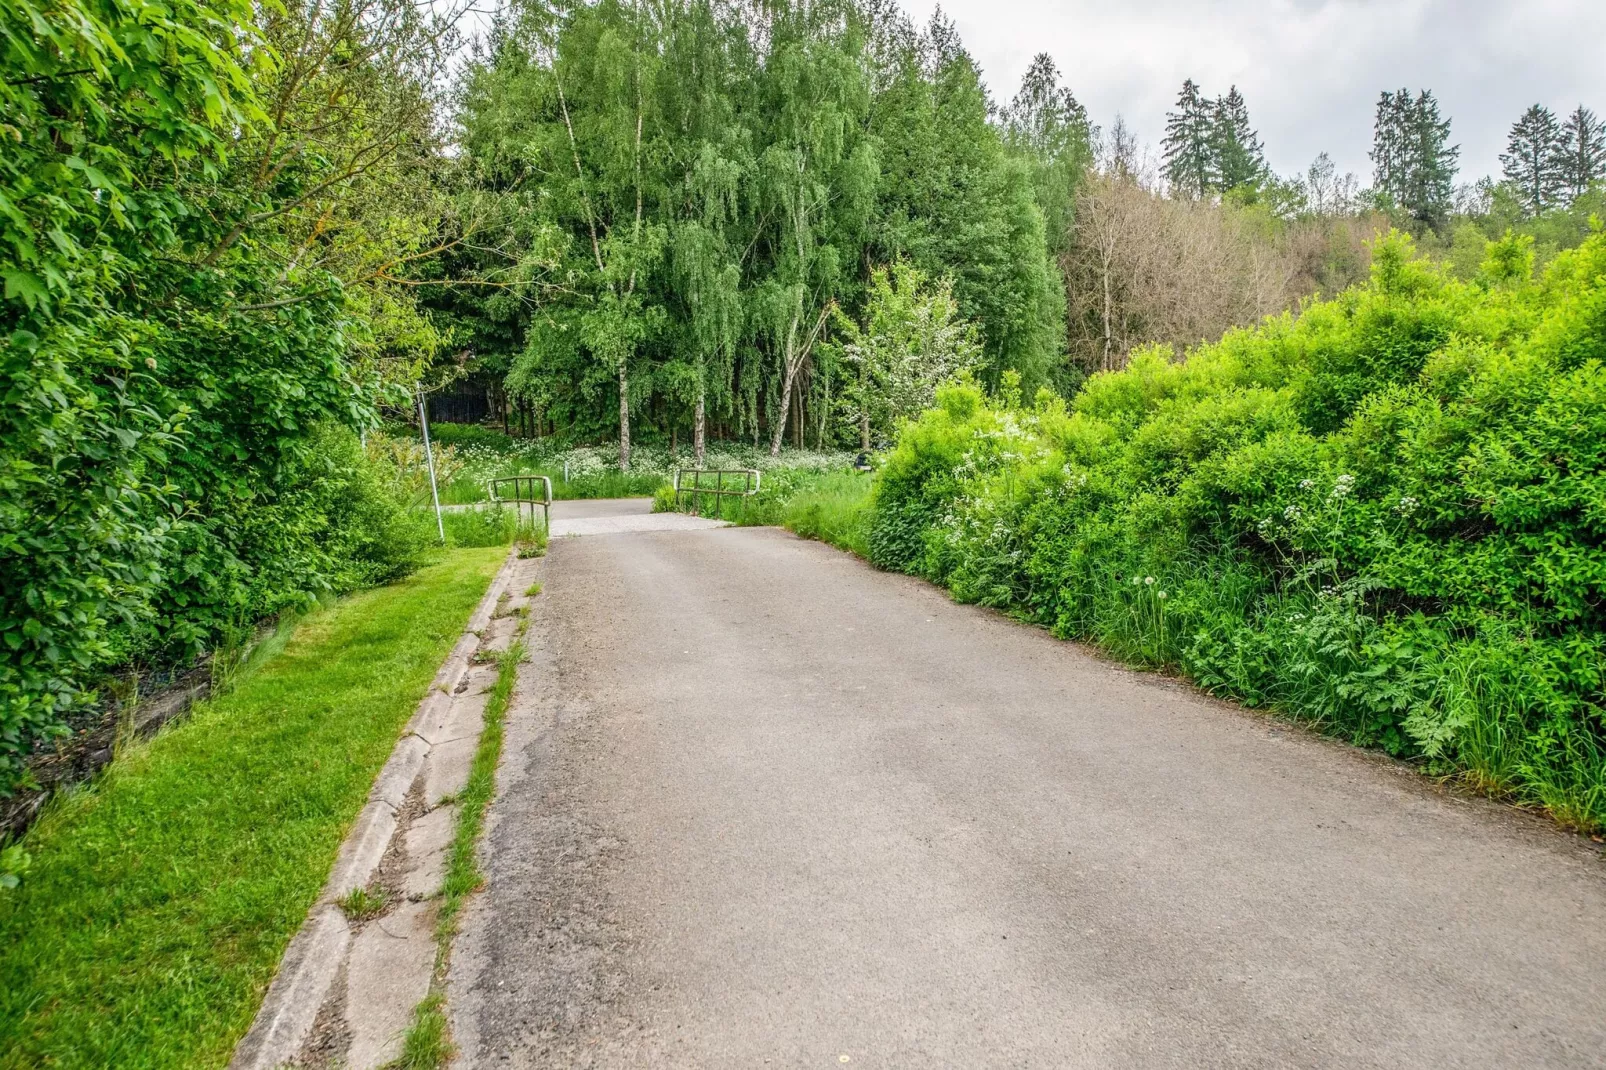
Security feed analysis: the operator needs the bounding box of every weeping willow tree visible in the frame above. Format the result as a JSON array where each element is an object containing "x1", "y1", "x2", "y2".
[
  {"x1": 658, "y1": 0, "x2": 753, "y2": 464},
  {"x1": 447, "y1": 0, "x2": 1065, "y2": 452},
  {"x1": 459, "y1": 0, "x2": 666, "y2": 469},
  {"x1": 746, "y1": 0, "x2": 878, "y2": 455}
]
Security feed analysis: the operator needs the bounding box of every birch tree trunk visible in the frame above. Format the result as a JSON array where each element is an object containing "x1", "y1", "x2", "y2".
[
  {"x1": 694, "y1": 382, "x2": 706, "y2": 466},
  {"x1": 770, "y1": 356, "x2": 799, "y2": 456},
  {"x1": 618, "y1": 361, "x2": 631, "y2": 471}
]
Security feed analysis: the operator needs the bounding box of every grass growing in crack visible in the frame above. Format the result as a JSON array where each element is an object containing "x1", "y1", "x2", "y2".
[
  {"x1": 391, "y1": 624, "x2": 527, "y2": 1068},
  {"x1": 390, "y1": 993, "x2": 451, "y2": 1070},
  {"x1": 0, "y1": 547, "x2": 507, "y2": 1070},
  {"x1": 337, "y1": 886, "x2": 389, "y2": 921},
  {"x1": 525, "y1": 581, "x2": 542, "y2": 597},
  {"x1": 440, "y1": 636, "x2": 521, "y2": 922}
]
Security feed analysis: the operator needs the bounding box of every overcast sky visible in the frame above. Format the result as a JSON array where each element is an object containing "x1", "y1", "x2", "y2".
[{"x1": 899, "y1": 0, "x2": 1606, "y2": 185}]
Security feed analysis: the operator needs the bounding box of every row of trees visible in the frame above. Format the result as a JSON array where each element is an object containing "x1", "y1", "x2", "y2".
[
  {"x1": 439, "y1": 40, "x2": 1606, "y2": 461},
  {"x1": 1156, "y1": 80, "x2": 1605, "y2": 231},
  {"x1": 1160, "y1": 80, "x2": 1267, "y2": 197},
  {"x1": 432, "y1": 0, "x2": 1087, "y2": 464},
  {"x1": 1501, "y1": 105, "x2": 1606, "y2": 216}
]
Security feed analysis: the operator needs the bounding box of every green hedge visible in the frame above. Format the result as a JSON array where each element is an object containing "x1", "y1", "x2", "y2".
[
  {"x1": 0, "y1": 0, "x2": 432, "y2": 791},
  {"x1": 869, "y1": 230, "x2": 1606, "y2": 829}
]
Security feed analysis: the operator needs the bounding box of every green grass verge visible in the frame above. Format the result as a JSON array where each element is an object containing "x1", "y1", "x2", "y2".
[
  {"x1": 392, "y1": 619, "x2": 527, "y2": 1068},
  {"x1": 441, "y1": 466, "x2": 666, "y2": 504},
  {"x1": 760, "y1": 471, "x2": 874, "y2": 558},
  {"x1": 438, "y1": 504, "x2": 548, "y2": 549},
  {"x1": 666, "y1": 468, "x2": 875, "y2": 557},
  {"x1": 0, "y1": 547, "x2": 507, "y2": 1070}
]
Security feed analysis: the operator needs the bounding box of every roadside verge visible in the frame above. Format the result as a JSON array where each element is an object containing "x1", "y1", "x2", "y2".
[{"x1": 230, "y1": 547, "x2": 540, "y2": 1070}]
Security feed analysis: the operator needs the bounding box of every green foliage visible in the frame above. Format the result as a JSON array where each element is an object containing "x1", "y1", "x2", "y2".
[
  {"x1": 831, "y1": 261, "x2": 982, "y2": 448},
  {"x1": 0, "y1": 0, "x2": 448, "y2": 790},
  {"x1": 442, "y1": 505, "x2": 520, "y2": 548},
  {"x1": 0, "y1": 548, "x2": 505, "y2": 1067},
  {"x1": 867, "y1": 230, "x2": 1606, "y2": 830},
  {"x1": 446, "y1": 0, "x2": 1069, "y2": 457},
  {"x1": 1000, "y1": 52, "x2": 1092, "y2": 258}
]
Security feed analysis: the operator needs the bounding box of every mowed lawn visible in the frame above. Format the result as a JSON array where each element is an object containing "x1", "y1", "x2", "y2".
[{"x1": 0, "y1": 547, "x2": 505, "y2": 1069}]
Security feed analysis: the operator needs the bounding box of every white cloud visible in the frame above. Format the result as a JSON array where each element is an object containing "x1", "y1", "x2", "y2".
[{"x1": 900, "y1": 0, "x2": 1606, "y2": 183}]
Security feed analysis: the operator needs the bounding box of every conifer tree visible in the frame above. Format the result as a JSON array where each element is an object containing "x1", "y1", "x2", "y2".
[
  {"x1": 1162, "y1": 80, "x2": 1215, "y2": 198},
  {"x1": 1500, "y1": 104, "x2": 1567, "y2": 216},
  {"x1": 1210, "y1": 86, "x2": 1266, "y2": 192},
  {"x1": 1558, "y1": 105, "x2": 1606, "y2": 201},
  {"x1": 1371, "y1": 88, "x2": 1457, "y2": 227},
  {"x1": 1401, "y1": 90, "x2": 1458, "y2": 227},
  {"x1": 1369, "y1": 90, "x2": 1409, "y2": 203},
  {"x1": 1002, "y1": 53, "x2": 1092, "y2": 258}
]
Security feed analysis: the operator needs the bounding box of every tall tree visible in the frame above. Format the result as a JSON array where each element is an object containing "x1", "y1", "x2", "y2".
[
  {"x1": 1372, "y1": 88, "x2": 1458, "y2": 227},
  {"x1": 748, "y1": 0, "x2": 878, "y2": 456},
  {"x1": 1211, "y1": 86, "x2": 1266, "y2": 191},
  {"x1": 1558, "y1": 105, "x2": 1606, "y2": 202},
  {"x1": 1162, "y1": 79, "x2": 1215, "y2": 198},
  {"x1": 657, "y1": 0, "x2": 754, "y2": 462},
  {"x1": 1500, "y1": 104, "x2": 1567, "y2": 216},
  {"x1": 466, "y1": 0, "x2": 667, "y2": 469},
  {"x1": 864, "y1": 9, "x2": 1065, "y2": 393},
  {"x1": 1369, "y1": 90, "x2": 1408, "y2": 202},
  {"x1": 1001, "y1": 53, "x2": 1092, "y2": 253}
]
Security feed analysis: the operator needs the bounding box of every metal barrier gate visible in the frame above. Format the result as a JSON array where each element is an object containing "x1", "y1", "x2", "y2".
[
  {"x1": 488, "y1": 475, "x2": 553, "y2": 530},
  {"x1": 674, "y1": 468, "x2": 761, "y2": 520}
]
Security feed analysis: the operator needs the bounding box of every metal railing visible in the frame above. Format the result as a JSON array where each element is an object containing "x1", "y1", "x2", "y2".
[
  {"x1": 674, "y1": 468, "x2": 761, "y2": 519},
  {"x1": 488, "y1": 474, "x2": 553, "y2": 530}
]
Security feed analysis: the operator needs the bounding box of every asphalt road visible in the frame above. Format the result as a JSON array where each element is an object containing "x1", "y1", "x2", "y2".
[{"x1": 449, "y1": 502, "x2": 1606, "y2": 1068}]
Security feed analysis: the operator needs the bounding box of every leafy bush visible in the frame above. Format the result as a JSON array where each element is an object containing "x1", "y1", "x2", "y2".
[
  {"x1": 868, "y1": 230, "x2": 1606, "y2": 830},
  {"x1": 0, "y1": 0, "x2": 436, "y2": 791}
]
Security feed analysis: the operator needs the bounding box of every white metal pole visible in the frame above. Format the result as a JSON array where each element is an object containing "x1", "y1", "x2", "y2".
[{"x1": 418, "y1": 390, "x2": 446, "y2": 544}]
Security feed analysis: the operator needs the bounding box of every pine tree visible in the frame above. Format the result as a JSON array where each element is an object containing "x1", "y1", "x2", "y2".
[
  {"x1": 1002, "y1": 52, "x2": 1091, "y2": 257},
  {"x1": 1402, "y1": 90, "x2": 1458, "y2": 226},
  {"x1": 1500, "y1": 104, "x2": 1567, "y2": 216},
  {"x1": 1003, "y1": 53, "x2": 1089, "y2": 159},
  {"x1": 1558, "y1": 105, "x2": 1606, "y2": 202},
  {"x1": 1370, "y1": 90, "x2": 1405, "y2": 204},
  {"x1": 1210, "y1": 86, "x2": 1266, "y2": 192},
  {"x1": 1162, "y1": 80, "x2": 1215, "y2": 197},
  {"x1": 1371, "y1": 88, "x2": 1457, "y2": 227}
]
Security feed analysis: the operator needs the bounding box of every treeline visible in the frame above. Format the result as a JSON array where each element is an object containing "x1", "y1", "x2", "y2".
[
  {"x1": 443, "y1": 27, "x2": 1606, "y2": 455},
  {"x1": 430, "y1": 0, "x2": 1081, "y2": 463},
  {"x1": 1066, "y1": 80, "x2": 1606, "y2": 374}
]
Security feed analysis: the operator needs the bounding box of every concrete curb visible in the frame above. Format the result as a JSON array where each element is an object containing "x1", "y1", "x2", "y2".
[{"x1": 229, "y1": 546, "x2": 520, "y2": 1070}]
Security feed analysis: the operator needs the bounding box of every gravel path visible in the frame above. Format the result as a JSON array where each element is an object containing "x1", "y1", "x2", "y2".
[{"x1": 449, "y1": 508, "x2": 1606, "y2": 1069}]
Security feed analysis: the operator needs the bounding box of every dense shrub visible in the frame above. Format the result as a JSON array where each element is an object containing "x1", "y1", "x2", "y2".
[
  {"x1": 869, "y1": 230, "x2": 1606, "y2": 829},
  {"x1": 0, "y1": 0, "x2": 430, "y2": 791}
]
